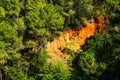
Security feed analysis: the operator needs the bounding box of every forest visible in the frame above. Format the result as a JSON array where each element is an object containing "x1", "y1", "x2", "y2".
[{"x1": 0, "y1": 0, "x2": 120, "y2": 80}]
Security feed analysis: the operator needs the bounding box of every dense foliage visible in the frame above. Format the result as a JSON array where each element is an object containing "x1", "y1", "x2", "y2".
[{"x1": 0, "y1": 0, "x2": 120, "y2": 80}]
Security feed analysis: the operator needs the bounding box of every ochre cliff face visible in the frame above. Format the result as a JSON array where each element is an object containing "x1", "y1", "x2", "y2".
[{"x1": 46, "y1": 14, "x2": 109, "y2": 63}]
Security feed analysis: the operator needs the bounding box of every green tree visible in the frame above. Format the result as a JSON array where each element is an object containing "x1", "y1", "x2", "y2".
[
  {"x1": 0, "y1": 21, "x2": 25, "y2": 79},
  {"x1": 0, "y1": 0, "x2": 22, "y2": 18},
  {"x1": 0, "y1": 21, "x2": 23, "y2": 64},
  {"x1": 93, "y1": 0, "x2": 120, "y2": 26},
  {"x1": 38, "y1": 62, "x2": 71, "y2": 80},
  {"x1": 72, "y1": 0, "x2": 94, "y2": 26},
  {"x1": 0, "y1": 6, "x2": 5, "y2": 18},
  {"x1": 83, "y1": 28, "x2": 120, "y2": 79},
  {"x1": 3, "y1": 66, "x2": 34, "y2": 80},
  {"x1": 25, "y1": 1, "x2": 64, "y2": 50},
  {"x1": 78, "y1": 52, "x2": 97, "y2": 75},
  {"x1": 52, "y1": 0, "x2": 94, "y2": 27}
]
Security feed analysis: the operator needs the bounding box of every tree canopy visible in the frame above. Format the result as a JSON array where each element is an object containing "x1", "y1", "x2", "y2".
[{"x1": 0, "y1": 0, "x2": 120, "y2": 80}]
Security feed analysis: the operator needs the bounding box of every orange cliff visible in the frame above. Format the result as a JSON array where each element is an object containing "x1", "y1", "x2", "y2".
[{"x1": 46, "y1": 14, "x2": 109, "y2": 63}]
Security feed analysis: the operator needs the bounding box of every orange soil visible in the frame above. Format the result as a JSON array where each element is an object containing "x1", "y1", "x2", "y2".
[{"x1": 46, "y1": 14, "x2": 109, "y2": 63}]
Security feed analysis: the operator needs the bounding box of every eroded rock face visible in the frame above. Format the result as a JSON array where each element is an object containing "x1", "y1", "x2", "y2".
[{"x1": 46, "y1": 15, "x2": 109, "y2": 63}]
